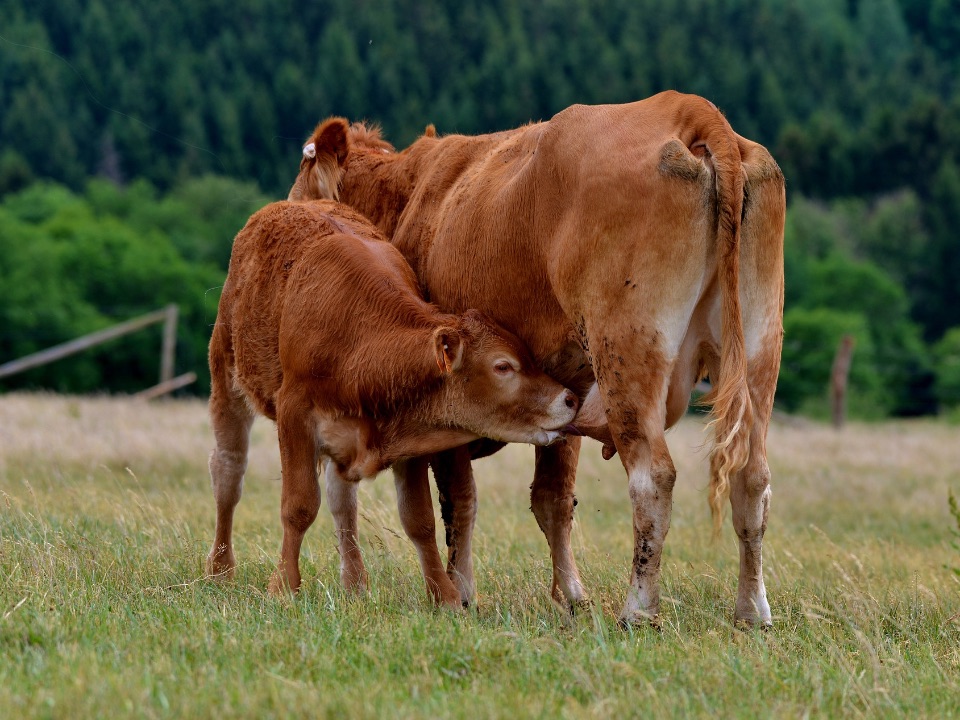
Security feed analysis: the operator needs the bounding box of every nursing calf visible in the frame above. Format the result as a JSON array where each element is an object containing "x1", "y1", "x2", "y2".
[{"x1": 205, "y1": 199, "x2": 577, "y2": 605}]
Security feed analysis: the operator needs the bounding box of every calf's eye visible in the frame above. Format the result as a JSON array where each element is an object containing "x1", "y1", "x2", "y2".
[{"x1": 494, "y1": 361, "x2": 514, "y2": 375}]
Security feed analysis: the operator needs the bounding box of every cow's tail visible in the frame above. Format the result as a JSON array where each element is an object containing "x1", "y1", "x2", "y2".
[{"x1": 699, "y1": 112, "x2": 753, "y2": 538}]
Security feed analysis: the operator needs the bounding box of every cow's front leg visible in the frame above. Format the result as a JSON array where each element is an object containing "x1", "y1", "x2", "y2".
[
  {"x1": 531, "y1": 437, "x2": 588, "y2": 609},
  {"x1": 431, "y1": 447, "x2": 477, "y2": 607},
  {"x1": 324, "y1": 460, "x2": 368, "y2": 593},
  {"x1": 268, "y1": 391, "x2": 320, "y2": 595},
  {"x1": 394, "y1": 457, "x2": 462, "y2": 609}
]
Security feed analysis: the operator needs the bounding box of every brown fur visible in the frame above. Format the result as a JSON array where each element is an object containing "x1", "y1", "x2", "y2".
[
  {"x1": 296, "y1": 91, "x2": 785, "y2": 625},
  {"x1": 205, "y1": 198, "x2": 578, "y2": 600}
]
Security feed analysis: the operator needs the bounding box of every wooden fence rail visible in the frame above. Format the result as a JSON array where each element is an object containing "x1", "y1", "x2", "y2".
[{"x1": 0, "y1": 304, "x2": 194, "y2": 398}]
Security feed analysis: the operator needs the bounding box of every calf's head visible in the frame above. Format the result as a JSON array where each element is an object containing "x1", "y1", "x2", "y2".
[{"x1": 434, "y1": 310, "x2": 578, "y2": 445}]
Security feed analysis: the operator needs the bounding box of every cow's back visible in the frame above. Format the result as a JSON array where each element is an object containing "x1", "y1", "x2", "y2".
[{"x1": 385, "y1": 92, "x2": 727, "y2": 365}]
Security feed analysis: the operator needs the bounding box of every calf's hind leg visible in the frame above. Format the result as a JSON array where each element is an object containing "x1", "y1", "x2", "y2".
[
  {"x1": 268, "y1": 389, "x2": 321, "y2": 595},
  {"x1": 206, "y1": 350, "x2": 255, "y2": 579}
]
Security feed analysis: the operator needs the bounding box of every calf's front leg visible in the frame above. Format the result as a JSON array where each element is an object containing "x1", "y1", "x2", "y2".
[{"x1": 324, "y1": 460, "x2": 368, "y2": 593}]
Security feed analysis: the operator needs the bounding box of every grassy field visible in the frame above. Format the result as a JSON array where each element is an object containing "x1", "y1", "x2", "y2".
[{"x1": 1, "y1": 393, "x2": 958, "y2": 718}]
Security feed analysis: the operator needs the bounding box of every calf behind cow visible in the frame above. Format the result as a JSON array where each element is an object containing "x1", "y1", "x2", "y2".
[{"x1": 205, "y1": 196, "x2": 577, "y2": 603}]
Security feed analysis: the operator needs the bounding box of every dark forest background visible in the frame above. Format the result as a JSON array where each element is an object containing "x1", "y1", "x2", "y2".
[{"x1": 1, "y1": 0, "x2": 959, "y2": 418}]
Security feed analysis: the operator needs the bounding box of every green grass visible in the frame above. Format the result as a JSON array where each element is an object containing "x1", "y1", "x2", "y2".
[{"x1": 1, "y1": 393, "x2": 958, "y2": 718}]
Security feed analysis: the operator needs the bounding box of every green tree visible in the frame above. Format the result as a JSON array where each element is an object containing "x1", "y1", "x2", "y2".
[
  {"x1": 0, "y1": 182, "x2": 223, "y2": 394},
  {"x1": 933, "y1": 327, "x2": 960, "y2": 410},
  {"x1": 778, "y1": 307, "x2": 887, "y2": 418}
]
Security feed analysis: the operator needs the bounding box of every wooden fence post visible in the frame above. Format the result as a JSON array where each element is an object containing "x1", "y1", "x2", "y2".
[
  {"x1": 160, "y1": 304, "x2": 179, "y2": 384},
  {"x1": 0, "y1": 308, "x2": 171, "y2": 379},
  {"x1": 831, "y1": 334, "x2": 856, "y2": 429},
  {"x1": 0, "y1": 305, "x2": 195, "y2": 399}
]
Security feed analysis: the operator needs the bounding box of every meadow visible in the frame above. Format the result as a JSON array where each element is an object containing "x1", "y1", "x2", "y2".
[{"x1": 1, "y1": 393, "x2": 958, "y2": 718}]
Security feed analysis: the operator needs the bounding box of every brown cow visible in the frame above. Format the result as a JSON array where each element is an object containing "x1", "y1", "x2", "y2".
[
  {"x1": 205, "y1": 194, "x2": 579, "y2": 606},
  {"x1": 294, "y1": 92, "x2": 786, "y2": 627}
]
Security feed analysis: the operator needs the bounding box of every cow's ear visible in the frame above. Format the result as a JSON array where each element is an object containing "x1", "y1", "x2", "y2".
[
  {"x1": 289, "y1": 117, "x2": 350, "y2": 202},
  {"x1": 433, "y1": 327, "x2": 464, "y2": 375},
  {"x1": 307, "y1": 117, "x2": 350, "y2": 168}
]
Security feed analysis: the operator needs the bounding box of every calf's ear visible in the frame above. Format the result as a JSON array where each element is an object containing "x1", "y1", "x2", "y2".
[
  {"x1": 433, "y1": 327, "x2": 464, "y2": 374},
  {"x1": 288, "y1": 117, "x2": 350, "y2": 202}
]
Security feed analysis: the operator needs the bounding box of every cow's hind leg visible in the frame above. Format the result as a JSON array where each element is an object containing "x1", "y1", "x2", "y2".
[
  {"x1": 325, "y1": 460, "x2": 368, "y2": 593},
  {"x1": 618, "y1": 429, "x2": 676, "y2": 627},
  {"x1": 431, "y1": 447, "x2": 477, "y2": 607},
  {"x1": 726, "y1": 345, "x2": 779, "y2": 628},
  {"x1": 727, "y1": 429, "x2": 772, "y2": 627},
  {"x1": 268, "y1": 389, "x2": 321, "y2": 595},
  {"x1": 206, "y1": 346, "x2": 254, "y2": 579},
  {"x1": 394, "y1": 457, "x2": 462, "y2": 609},
  {"x1": 582, "y1": 324, "x2": 676, "y2": 627},
  {"x1": 729, "y1": 142, "x2": 784, "y2": 627},
  {"x1": 531, "y1": 436, "x2": 588, "y2": 609}
]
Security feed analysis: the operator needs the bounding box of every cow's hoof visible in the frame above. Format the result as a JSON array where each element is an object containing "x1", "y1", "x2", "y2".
[
  {"x1": 734, "y1": 616, "x2": 773, "y2": 632},
  {"x1": 617, "y1": 611, "x2": 662, "y2": 631},
  {"x1": 568, "y1": 597, "x2": 594, "y2": 617}
]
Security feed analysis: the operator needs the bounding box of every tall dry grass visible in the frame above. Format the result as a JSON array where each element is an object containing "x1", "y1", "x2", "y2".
[{"x1": 1, "y1": 393, "x2": 958, "y2": 718}]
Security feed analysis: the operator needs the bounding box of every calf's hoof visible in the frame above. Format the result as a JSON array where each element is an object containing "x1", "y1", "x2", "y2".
[
  {"x1": 267, "y1": 570, "x2": 299, "y2": 597},
  {"x1": 205, "y1": 548, "x2": 236, "y2": 580},
  {"x1": 427, "y1": 580, "x2": 466, "y2": 612},
  {"x1": 571, "y1": 597, "x2": 595, "y2": 617},
  {"x1": 555, "y1": 596, "x2": 593, "y2": 617},
  {"x1": 551, "y1": 581, "x2": 590, "y2": 614},
  {"x1": 340, "y1": 567, "x2": 369, "y2": 595}
]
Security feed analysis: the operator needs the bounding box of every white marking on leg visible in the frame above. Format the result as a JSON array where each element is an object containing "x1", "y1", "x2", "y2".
[{"x1": 621, "y1": 465, "x2": 658, "y2": 620}]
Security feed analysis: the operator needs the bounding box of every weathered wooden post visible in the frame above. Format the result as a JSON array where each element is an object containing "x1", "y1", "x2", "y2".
[
  {"x1": 0, "y1": 307, "x2": 172, "y2": 380},
  {"x1": 831, "y1": 334, "x2": 856, "y2": 429},
  {"x1": 160, "y1": 304, "x2": 179, "y2": 384},
  {"x1": 0, "y1": 304, "x2": 195, "y2": 399}
]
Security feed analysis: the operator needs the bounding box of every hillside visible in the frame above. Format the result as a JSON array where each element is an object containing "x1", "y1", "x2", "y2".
[{"x1": 1, "y1": 0, "x2": 958, "y2": 414}]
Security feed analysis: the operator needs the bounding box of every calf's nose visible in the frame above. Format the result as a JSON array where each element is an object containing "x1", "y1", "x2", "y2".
[{"x1": 562, "y1": 390, "x2": 578, "y2": 412}]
